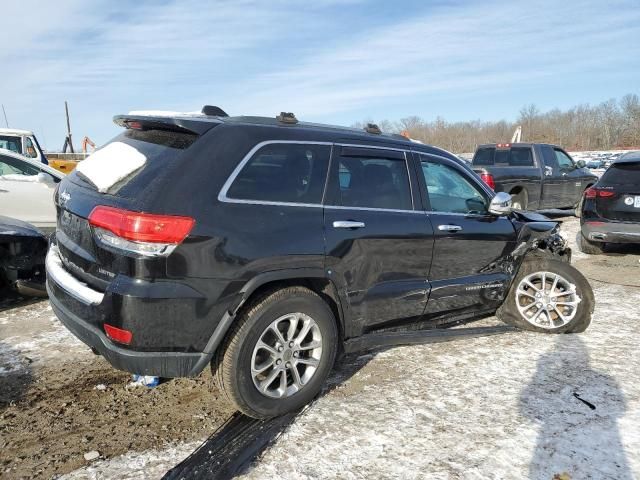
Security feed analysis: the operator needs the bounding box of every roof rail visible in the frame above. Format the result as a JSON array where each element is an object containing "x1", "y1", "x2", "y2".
[
  {"x1": 276, "y1": 112, "x2": 298, "y2": 124},
  {"x1": 201, "y1": 105, "x2": 229, "y2": 117},
  {"x1": 364, "y1": 123, "x2": 382, "y2": 135}
]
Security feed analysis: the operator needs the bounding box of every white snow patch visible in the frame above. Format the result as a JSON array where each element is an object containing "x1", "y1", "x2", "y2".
[
  {"x1": 75, "y1": 142, "x2": 146, "y2": 193},
  {"x1": 61, "y1": 441, "x2": 203, "y2": 480}
]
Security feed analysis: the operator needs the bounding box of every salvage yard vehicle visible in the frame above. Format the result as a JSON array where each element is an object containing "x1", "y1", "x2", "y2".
[
  {"x1": 579, "y1": 151, "x2": 640, "y2": 254},
  {"x1": 472, "y1": 143, "x2": 597, "y2": 211},
  {"x1": 0, "y1": 128, "x2": 48, "y2": 165},
  {"x1": 46, "y1": 108, "x2": 595, "y2": 418},
  {"x1": 0, "y1": 149, "x2": 64, "y2": 233},
  {"x1": 0, "y1": 215, "x2": 48, "y2": 297}
]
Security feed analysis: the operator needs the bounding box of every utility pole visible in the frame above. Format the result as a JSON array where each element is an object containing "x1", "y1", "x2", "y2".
[
  {"x1": 1, "y1": 104, "x2": 8, "y2": 128},
  {"x1": 62, "y1": 101, "x2": 75, "y2": 153}
]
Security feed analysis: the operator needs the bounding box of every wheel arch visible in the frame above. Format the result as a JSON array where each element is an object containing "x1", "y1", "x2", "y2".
[{"x1": 193, "y1": 269, "x2": 347, "y2": 377}]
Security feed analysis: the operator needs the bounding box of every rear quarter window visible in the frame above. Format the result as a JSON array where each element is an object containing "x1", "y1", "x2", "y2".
[{"x1": 225, "y1": 143, "x2": 331, "y2": 204}]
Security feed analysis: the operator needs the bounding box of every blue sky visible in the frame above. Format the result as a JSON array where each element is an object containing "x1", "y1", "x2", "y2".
[{"x1": 2, "y1": 0, "x2": 639, "y2": 149}]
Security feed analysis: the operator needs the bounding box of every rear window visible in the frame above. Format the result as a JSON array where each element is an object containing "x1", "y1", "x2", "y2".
[
  {"x1": 473, "y1": 147, "x2": 534, "y2": 167},
  {"x1": 600, "y1": 163, "x2": 640, "y2": 185},
  {"x1": 226, "y1": 143, "x2": 331, "y2": 204}
]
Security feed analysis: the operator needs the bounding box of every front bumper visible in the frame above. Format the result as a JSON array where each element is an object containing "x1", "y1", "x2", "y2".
[
  {"x1": 46, "y1": 245, "x2": 211, "y2": 377},
  {"x1": 582, "y1": 221, "x2": 640, "y2": 244}
]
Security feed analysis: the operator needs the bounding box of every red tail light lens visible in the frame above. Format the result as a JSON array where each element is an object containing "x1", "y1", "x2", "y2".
[
  {"x1": 89, "y1": 206, "x2": 194, "y2": 244},
  {"x1": 104, "y1": 324, "x2": 133, "y2": 345},
  {"x1": 584, "y1": 187, "x2": 614, "y2": 199},
  {"x1": 480, "y1": 173, "x2": 495, "y2": 190}
]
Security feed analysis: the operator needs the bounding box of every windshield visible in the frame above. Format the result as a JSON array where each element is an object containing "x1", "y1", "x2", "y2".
[{"x1": 0, "y1": 135, "x2": 23, "y2": 154}]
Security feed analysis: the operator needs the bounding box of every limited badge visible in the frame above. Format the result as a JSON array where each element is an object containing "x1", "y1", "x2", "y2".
[{"x1": 625, "y1": 197, "x2": 634, "y2": 206}]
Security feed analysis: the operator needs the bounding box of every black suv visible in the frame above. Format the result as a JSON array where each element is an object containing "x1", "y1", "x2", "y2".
[
  {"x1": 47, "y1": 109, "x2": 594, "y2": 418},
  {"x1": 579, "y1": 151, "x2": 640, "y2": 254}
]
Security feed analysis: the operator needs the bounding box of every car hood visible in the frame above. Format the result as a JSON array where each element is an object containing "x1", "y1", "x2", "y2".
[{"x1": 0, "y1": 215, "x2": 45, "y2": 238}]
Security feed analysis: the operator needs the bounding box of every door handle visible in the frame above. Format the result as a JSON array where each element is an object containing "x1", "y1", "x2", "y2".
[
  {"x1": 438, "y1": 224, "x2": 462, "y2": 232},
  {"x1": 333, "y1": 220, "x2": 365, "y2": 229}
]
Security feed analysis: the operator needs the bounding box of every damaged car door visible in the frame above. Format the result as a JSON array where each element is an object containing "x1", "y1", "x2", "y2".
[{"x1": 413, "y1": 153, "x2": 518, "y2": 318}]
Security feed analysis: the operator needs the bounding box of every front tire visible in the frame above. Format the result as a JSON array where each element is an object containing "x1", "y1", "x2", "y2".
[
  {"x1": 214, "y1": 286, "x2": 338, "y2": 418},
  {"x1": 497, "y1": 258, "x2": 594, "y2": 333}
]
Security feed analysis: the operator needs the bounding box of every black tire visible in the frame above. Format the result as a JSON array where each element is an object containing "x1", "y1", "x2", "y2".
[
  {"x1": 578, "y1": 233, "x2": 604, "y2": 255},
  {"x1": 214, "y1": 286, "x2": 338, "y2": 418},
  {"x1": 497, "y1": 258, "x2": 594, "y2": 333}
]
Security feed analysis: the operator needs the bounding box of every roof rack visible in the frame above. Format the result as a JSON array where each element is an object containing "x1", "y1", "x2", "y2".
[
  {"x1": 276, "y1": 112, "x2": 298, "y2": 124},
  {"x1": 201, "y1": 105, "x2": 229, "y2": 117},
  {"x1": 364, "y1": 123, "x2": 382, "y2": 135}
]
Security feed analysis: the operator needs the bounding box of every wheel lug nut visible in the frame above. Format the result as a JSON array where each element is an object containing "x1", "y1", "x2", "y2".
[
  {"x1": 278, "y1": 346, "x2": 284, "y2": 352},
  {"x1": 289, "y1": 341, "x2": 294, "y2": 348},
  {"x1": 286, "y1": 362, "x2": 291, "y2": 368},
  {"x1": 536, "y1": 302, "x2": 542, "y2": 307},
  {"x1": 276, "y1": 359, "x2": 282, "y2": 365},
  {"x1": 293, "y1": 351, "x2": 299, "y2": 357}
]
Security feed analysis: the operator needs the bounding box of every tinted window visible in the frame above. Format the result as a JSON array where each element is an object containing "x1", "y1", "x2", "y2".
[
  {"x1": 421, "y1": 159, "x2": 487, "y2": 214},
  {"x1": 600, "y1": 163, "x2": 640, "y2": 185},
  {"x1": 473, "y1": 148, "x2": 495, "y2": 166},
  {"x1": 333, "y1": 155, "x2": 412, "y2": 210},
  {"x1": 541, "y1": 146, "x2": 558, "y2": 169},
  {"x1": 0, "y1": 135, "x2": 22, "y2": 154},
  {"x1": 227, "y1": 143, "x2": 331, "y2": 204},
  {"x1": 0, "y1": 154, "x2": 41, "y2": 176},
  {"x1": 509, "y1": 147, "x2": 534, "y2": 166}
]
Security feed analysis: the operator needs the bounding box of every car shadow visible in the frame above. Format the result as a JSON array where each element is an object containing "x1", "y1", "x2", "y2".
[
  {"x1": 520, "y1": 335, "x2": 631, "y2": 479},
  {"x1": 0, "y1": 341, "x2": 34, "y2": 412},
  {"x1": 162, "y1": 350, "x2": 376, "y2": 480}
]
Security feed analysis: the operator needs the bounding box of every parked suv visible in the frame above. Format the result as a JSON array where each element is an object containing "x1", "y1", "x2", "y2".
[
  {"x1": 47, "y1": 109, "x2": 594, "y2": 418},
  {"x1": 579, "y1": 151, "x2": 640, "y2": 254}
]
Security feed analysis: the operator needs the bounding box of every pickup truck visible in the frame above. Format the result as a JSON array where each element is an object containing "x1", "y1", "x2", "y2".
[
  {"x1": 472, "y1": 143, "x2": 598, "y2": 210},
  {"x1": 0, "y1": 128, "x2": 48, "y2": 165}
]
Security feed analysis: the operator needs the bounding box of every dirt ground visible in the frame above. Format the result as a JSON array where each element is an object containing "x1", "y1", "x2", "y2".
[{"x1": 1, "y1": 215, "x2": 639, "y2": 479}]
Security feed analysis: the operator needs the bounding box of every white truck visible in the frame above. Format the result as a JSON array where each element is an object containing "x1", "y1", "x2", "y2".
[{"x1": 0, "y1": 128, "x2": 48, "y2": 165}]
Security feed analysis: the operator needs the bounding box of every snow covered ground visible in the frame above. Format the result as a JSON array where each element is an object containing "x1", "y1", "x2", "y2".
[{"x1": 3, "y1": 216, "x2": 640, "y2": 479}]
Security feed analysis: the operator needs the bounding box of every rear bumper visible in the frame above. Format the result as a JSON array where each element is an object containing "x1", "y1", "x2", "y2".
[
  {"x1": 45, "y1": 244, "x2": 217, "y2": 377},
  {"x1": 582, "y1": 221, "x2": 640, "y2": 244},
  {"x1": 47, "y1": 282, "x2": 209, "y2": 377}
]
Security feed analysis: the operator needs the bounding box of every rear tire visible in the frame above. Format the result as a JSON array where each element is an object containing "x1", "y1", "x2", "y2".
[
  {"x1": 578, "y1": 233, "x2": 604, "y2": 255},
  {"x1": 497, "y1": 258, "x2": 594, "y2": 333},
  {"x1": 214, "y1": 286, "x2": 338, "y2": 418}
]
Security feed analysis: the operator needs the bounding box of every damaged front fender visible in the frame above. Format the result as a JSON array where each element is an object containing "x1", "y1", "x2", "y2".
[{"x1": 510, "y1": 211, "x2": 571, "y2": 264}]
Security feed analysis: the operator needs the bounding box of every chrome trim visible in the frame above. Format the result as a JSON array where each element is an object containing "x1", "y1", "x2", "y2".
[
  {"x1": 325, "y1": 205, "x2": 424, "y2": 214},
  {"x1": 46, "y1": 245, "x2": 104, "y2": 306},
  {"x1": 333, "y1": 220, "x2": 365, "y2": 229},
  {"x1": 437, "y1": 224, "x2": 462, "y2": 232}
]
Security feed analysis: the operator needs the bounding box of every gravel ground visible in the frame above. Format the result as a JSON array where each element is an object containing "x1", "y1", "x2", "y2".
[{"x1": 1, "y1": 216, "x2": 639, "y2": 479}]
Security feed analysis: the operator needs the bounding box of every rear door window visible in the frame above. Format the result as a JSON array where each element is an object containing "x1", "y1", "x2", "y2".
[
  {"x1": 226, "y1": 143, "x2": 331, "y2": 204},
  {"x1": 328, "y1": 148, "x2": 412, "y2": 210},
  {"x1": 473, "y1": 148, "x2": 495, "y2": 166}
]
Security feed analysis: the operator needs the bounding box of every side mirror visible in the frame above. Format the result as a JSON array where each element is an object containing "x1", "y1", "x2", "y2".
[
  {"x1": 576, "y1": 160, "x2": 586, "y2": 169},
  {"x1": 37, "y1": 172, "x2": 56, "y2": 184},
  {"x1": 488, "y1": 191, "x2": 513, "y2": 216}
]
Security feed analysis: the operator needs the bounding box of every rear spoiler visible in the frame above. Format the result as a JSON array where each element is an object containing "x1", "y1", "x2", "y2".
[{"x1": 113, "y1": 115, "x2": 222, "y2": 135}]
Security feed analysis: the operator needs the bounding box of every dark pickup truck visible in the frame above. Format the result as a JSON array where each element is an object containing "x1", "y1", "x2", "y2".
[{"x1": 472, "y1": 143, "x2": 597, "y2": 210}]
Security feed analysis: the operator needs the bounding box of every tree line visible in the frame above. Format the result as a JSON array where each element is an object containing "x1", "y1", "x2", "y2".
[{"x1": 353, "y1": 93, "x2": 640, "y2": 153}]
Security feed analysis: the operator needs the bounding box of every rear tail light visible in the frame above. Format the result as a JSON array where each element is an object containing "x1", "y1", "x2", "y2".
[
  {"x1": 480, "y1": 173, "x2": 496, "y2": 190},
  {"x1": 584, "y1": 187, "x2": 614, "y2": 199},
  {"x1": 89, "y1": 206, "x2": 195, "y2": 256},
  {"x1": 104, "y1": 324, "x2": 133, "y2": 345}
]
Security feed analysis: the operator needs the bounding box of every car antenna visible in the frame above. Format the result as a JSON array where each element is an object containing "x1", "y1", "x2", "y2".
[
  {"x1": 202, "y1": 105, "x2": 229, "y2": 117},
  {"x1": 1, "y1": 104, "x2": 8, "y2": 128}
]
